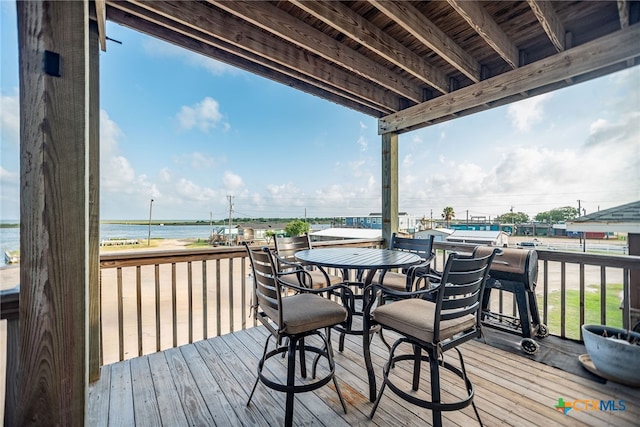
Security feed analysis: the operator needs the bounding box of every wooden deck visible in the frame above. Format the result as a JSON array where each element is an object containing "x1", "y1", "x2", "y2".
[{"x1": 88, "y1": 324, "x2": 640, "y2": 426}]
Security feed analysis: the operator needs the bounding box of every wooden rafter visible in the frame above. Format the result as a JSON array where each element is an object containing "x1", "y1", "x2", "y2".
[
  {"x1": 107, "y1": 7, "x2": 389, "y2": 118},
  {"x1": 370, "y1": 0, "x2": 481, "y2": 83},
  {"x1": 618, "y1": 0, "x2": 630, "y2": 28},
  {"x1": 290, "y1": 0, "x2": 449, "y2": 94},
  {"x1": 527, "y1": 0, "x2": 565, "y2": 52},
  {"x1": 113, "y1": 1, "x2": 399, "y2": 115},
  {"x1": 446, "y1": 0, "x2": 519, "y2": 70},
  {"x1": 379, "y1": 24, "x2": 640, "y2": 134},
  {"x1": 208, "y1": 0, "x2": 424, "y2": 103},
  {"x1": 95, "y1": 0, "x2": 107, "y2": 51}
]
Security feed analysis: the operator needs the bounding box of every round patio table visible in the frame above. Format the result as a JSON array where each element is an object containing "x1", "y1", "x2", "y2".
[
  {"x1": 295, "y1": 247, "x2": 422, "y2": 402},
  {"x1": 294, "y1": 247, "x2": 421, "y2": 285}
]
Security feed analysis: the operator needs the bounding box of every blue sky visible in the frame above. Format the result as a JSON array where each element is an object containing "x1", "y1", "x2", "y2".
[{"x1": 1, "y1": 2, "x2": 639, "y2": 221}]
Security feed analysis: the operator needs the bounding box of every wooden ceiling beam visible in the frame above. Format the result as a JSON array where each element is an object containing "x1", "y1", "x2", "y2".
[
  {"x1": 370, "y1": 0, "x2": 481, "y2": 83},
  {"x1": 618, "y1": 0, "x2": 629, "y2": 28},
  {"x1": 106, "y1": 7, "x2": 388, "y2": 117},
  {"x1": 446, "y1": 0, "x2": 519, "y2": 70},
  {"x1": 379, "y1": 24, "x2": 640, "y2": 134},
  {"x1": 95, "y1": 0, "x2": 107, "y2": 51},
  {"x1": 527, "y1": 0, "x2": 565, "y2": 52},
  {"x1": 208, "y1": 0, "x2": 424, "y2": 103},
  {"x1": 290, "y1": 0, "x2": 449, "y2": 94},
  {"x1": 112, "y1": 1, "x2": 399, "y2": 114}
]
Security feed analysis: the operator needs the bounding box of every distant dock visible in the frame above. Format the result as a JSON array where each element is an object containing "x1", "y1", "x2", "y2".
[{"x1": 100, "y1": 239, "x2": 140, "y2": 247}]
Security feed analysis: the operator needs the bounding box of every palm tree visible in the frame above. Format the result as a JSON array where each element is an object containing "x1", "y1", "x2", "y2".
[{"x1": 442, "y1": 206, "x2": 455, "y2": 228}]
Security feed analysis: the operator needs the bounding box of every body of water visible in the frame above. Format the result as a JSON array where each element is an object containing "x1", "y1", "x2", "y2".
[{"x1": 1, "y1": 223, "x2": 217, "y2": 267}]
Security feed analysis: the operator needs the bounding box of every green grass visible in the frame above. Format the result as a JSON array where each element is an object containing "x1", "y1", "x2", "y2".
[
  {"x1": 543, "y1": 284, "x2": 623, "y2": 340},
  {"x1": 186, "y1": 238, "x2": 211, "y2": 248}
]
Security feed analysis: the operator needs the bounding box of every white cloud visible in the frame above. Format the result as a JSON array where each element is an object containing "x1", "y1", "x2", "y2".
[
  {"x1": 357, "y1": 135, "x2": 368, "y2": 151},
  {"x1": 175, "y1": 152, "x2": 217, "y2": 170},
  {"x1": 507, "y1": 93, "x2": 552, "y2": 132},
  {"x1": 1, "y1": 90, "x2": 19, "y2": 144},
  {"x1": 159, "y1": 168, "x2": 172, "y2": 182},
  {"x1": 223, "y1": 171, "x2": 244, "y2": 191},
  {"x1": 142, "y1": 38, "x2": 236, "y2": 76},
  {"x1": 0, "y1": 166, "x2": 18, "y2": 184},
  {"x1": 589, "y1": 119, "x2": 609, "y2": 135},
  {"x1": 176, "y1": 97, "x2": 227, "y2": 132}
]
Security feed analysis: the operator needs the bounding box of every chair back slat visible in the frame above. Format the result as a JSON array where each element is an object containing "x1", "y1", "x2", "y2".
[
  {"x1": 433, "y1": 250, "x2": 497, "y2": 341},
  {"x1": 389, "y1": 233, "x2": 434, "y2": 260},
  {"x1": 274, "y1": 234, "x2": 312, "y2": 265},
  {"x1": 244, "y1": 243, "x2": 282, "y2": 324}
]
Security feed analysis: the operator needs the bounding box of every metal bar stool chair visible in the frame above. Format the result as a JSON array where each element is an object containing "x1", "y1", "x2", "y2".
[
  {"x1": 364, "y1": 249, "x2": 497, "y2": 427},
  {"x1": 244, "y1": 243, "x2": 350, "y2": 427}
]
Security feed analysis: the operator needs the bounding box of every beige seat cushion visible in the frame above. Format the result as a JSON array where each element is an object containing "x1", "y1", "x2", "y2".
[
  {"x1": 371, "y1": 271, "x2": 408, "y2": 291},
  {"x1": 372, "y1": 298, "x2": 475, "y2": 343},
  {"x1": 265, "y1": 293, "x2": 347, "y2": 335},
  {"x1": 280, "y1": 269, "x2": 343, "y2": 289}
]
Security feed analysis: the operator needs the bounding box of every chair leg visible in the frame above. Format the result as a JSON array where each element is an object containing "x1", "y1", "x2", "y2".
[
  {"x1": 285, "y1": 336, "x2": 298, "y2": 427},
  {"x1": 455, "y1": 348, "x2": 483, "y2": 427},
  {"x1": 323, "y1": 329, "x2": 347, "y2": 415},
  {"x1": 370, "y1": 338, "x2": 400, "y2": 419},
  {"x1": 412, "y1": 345, "x2": 422, "y2": 391},
  {"x1": 429, "y1": 349, "x2": 442, "y2": 427},
  {"x1": 299, "y1": 337, "x2": 307, "y2": 378},
  {"x1": 247, "y1": 334, "x2": 272, "y2": 407}
]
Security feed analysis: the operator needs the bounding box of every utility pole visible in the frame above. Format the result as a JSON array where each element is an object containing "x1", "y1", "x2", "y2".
[
  {"x1": 577, "y1": 199, "x2": 582, "y2": 244},
  {"x1": 209, "y1": 211, "x2": 213, "y2": 239},
  {"x1": 227, "y1": 195, "x2": 234, "y2": 246},
  {"x1": 147, "y1": 199, "x2": 154, "y2": 246}
]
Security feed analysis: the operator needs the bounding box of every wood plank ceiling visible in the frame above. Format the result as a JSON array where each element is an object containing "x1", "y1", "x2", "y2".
[{"x1": 104, "y1": 1, "x2": 640, "y2": 134}]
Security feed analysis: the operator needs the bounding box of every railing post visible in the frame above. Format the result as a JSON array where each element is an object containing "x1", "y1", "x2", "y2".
[{"x1": 1, "y1": 286, "x2": 20, "y2": 426}]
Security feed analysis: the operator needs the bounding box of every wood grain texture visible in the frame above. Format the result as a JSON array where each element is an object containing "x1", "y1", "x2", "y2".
[
  {"x1": 381, "y1": 133, "x2": 398, "y2": 247},
  {"x1": 210, "y1": 0, "x2": 424, "y2": 103},
  {"x1": 379, "y1": 23, "x2": 640, "y2": 134},
  {"x1": 17, "y1": 0, "x2": 89, "y2": 424},
  {"x1": 87, "y1": 325, "x2": 640, "y2": 426},
  {"x1": 109, "y1": 1, "x2": 398, "y2": 114},
  {"x1": 89, "y1": 18, "x2": 102, "y2": 384},
  {"x1": 527, "y1": 0, "x2": 565, "y2": 52},
  {"x1": 291, "y1": 0, "x2": 449, "y2": 93}
]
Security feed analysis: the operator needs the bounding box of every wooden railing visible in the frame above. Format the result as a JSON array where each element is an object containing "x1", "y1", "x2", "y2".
[
  {"x1": 98, "y1": 238, "x2": 383, "y2": 364},
  {"x1": 432, "y1": 241, "x2": 639, "y2": 340},
  {"x1": 4, "y1": 237, "x2": 637, "y2": 371}
]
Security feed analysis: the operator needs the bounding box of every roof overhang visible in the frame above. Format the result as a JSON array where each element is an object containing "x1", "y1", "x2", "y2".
[{"x1": 566, "y1": 222, "x2": 640, "y2": 233}]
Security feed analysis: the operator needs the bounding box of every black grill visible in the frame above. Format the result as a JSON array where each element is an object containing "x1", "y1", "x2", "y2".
[{"x1": 474, "y1": 246, "x2": 548, "y2": 354}]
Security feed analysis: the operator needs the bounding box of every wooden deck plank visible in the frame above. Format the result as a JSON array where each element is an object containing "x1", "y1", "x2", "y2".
[
  {"x1": 163, "y1": 347, "x2": 216, "y2": 426},
  {"x1": 108, "y1": 360, "x2": 134, "y2": 425},
  {"x1": 129, "y1": 356, "x2": 162, "y2": 426},
  {"x1": 146, "y1": 351, "x2": 189, "y2": 426},
  {"x1": 87, "y1": 364, "x2": 111, "y2": 427},
  {"x1": 88, "y1": 326, "x2": 638, "y2": 426},
  {"x1": 178, "y1": 344, "x2": 236, "y2": 426},
  {"x1": 463, "y1": 339, "x2": 640, "y2": 426},
  {"x1": 339, "y1": 327, "x2": 511, "y2": 427},
  {"x1": 194, "y1": 337, "x2": 275, "y2": 426},
  {"x1": 221, "y1": 328, "x2": 331, "y2": 426}
]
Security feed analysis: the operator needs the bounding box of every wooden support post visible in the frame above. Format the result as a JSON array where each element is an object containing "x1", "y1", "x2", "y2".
[
  {"x1": 89, "y1": 18, "x2": 101, "y2": 383},
  {"x1": 381, "y1": 133, "x2": 398, "y2": 246},
  {"x1": 1, "y1": 287, "x2": 20, "y2": 426},
  {"x1": 628, "y1": 233, "x2": 640, "y2": 328},
  {"x1": 17, "y1": 0, "x2": 89, "y2": 424}
]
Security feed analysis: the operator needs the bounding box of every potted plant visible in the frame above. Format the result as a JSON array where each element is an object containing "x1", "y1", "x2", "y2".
[{"x1": 581, "y1": 324, "x2": 640, "y2": 386}]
